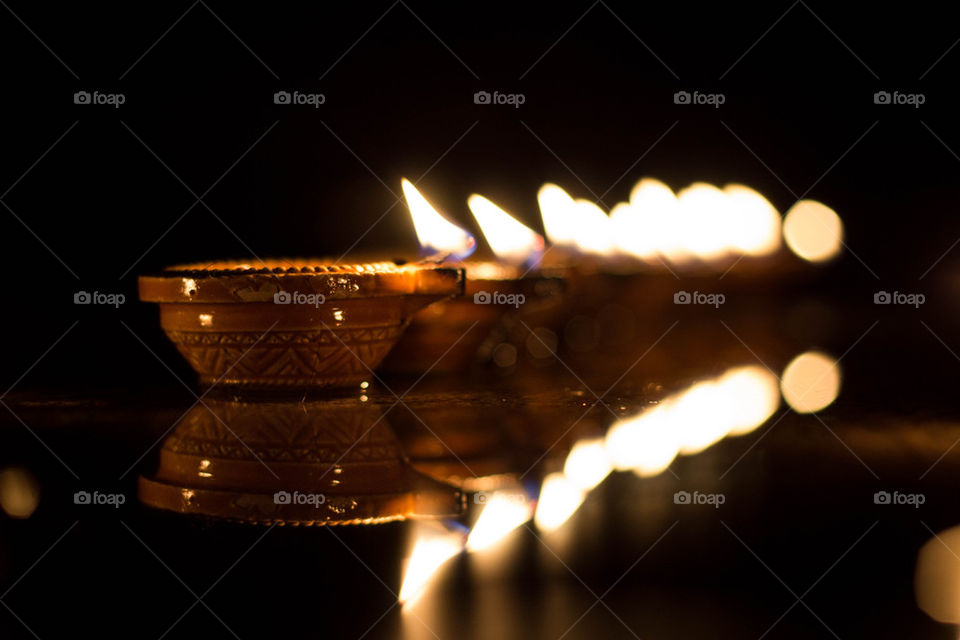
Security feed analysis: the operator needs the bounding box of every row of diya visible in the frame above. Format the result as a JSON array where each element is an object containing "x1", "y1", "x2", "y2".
[{"x1": 138, "y1": 177, "x2": 844, "y2": 389}]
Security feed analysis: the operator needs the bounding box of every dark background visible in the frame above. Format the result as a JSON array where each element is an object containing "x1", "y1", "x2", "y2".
[
  {"x1": 3, "y1": 2, "x2": 960, "y2": 638},
  {"x1": 0, "y1": 0, "x2": 958, "y2": 389}
]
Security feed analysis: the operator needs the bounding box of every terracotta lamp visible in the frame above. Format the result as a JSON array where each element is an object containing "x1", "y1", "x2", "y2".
[
  {"x1": 138, "y1": 260, "x2": 464, "y2": 389},
  {"x1": 382, "y1": 261, "x2": 564, "y2": 373},
  {"x1": 138, "y1": 397, "x2": 464, "y2": 525},
  {"x1": 381, "y1": 181, "x2": 567, "y2": 373}
]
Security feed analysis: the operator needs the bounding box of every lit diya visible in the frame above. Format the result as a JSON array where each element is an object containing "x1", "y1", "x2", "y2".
[
  {"x1": 534, "y1": 179, "x2": 842, "y2": 318},
  {"x1": 139, "y1": 259, "x2": 464, "y2": 388},
  {"x1": 137, "y1": 397, "x2": 464, "y2": 525},
  {"x1": 380, "y1": 180, "x2": 566, "y2": 374}
]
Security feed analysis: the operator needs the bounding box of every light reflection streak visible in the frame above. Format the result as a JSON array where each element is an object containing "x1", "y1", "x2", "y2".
[{"x1": 403, "y1": 353, "x2": 836, "y2": 604}]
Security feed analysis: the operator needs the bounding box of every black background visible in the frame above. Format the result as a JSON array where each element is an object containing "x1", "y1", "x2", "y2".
[{"x1": 1, "y1": 0, "x2": 958, "y2": 388}]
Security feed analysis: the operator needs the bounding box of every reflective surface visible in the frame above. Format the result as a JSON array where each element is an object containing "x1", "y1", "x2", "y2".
[{"x1": 4, "y1": 284, "x2": 960, "y2": 638}]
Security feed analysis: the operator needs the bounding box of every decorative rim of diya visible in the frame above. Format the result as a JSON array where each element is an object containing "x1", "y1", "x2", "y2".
[{"x1": 139, "y1": 259, "x2": 465, "y2": 303}]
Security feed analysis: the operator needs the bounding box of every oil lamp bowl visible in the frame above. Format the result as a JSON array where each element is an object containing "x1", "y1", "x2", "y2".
[
  {"x1": 138, "y1": 260, "x2": 465, "y2": 389},
  {"x1": 381, "y1": 261, "x2": 565, "y2": 374}
]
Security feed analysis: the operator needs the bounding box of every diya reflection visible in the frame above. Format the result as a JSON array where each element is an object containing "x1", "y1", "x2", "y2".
[{"x1": 138, "y1": 397, "x2": 464, "y2": 525}]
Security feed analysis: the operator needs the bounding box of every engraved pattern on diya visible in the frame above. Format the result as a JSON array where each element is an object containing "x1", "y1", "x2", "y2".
[{"x1": 138, "y1": 260, "x2": 465, "y2": 388}]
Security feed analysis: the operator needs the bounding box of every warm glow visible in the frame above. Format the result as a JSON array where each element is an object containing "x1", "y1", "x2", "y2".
[
  {"x1": 563, "y1": 438, "x2": 611, "y2": 491},
  {"x1": 534, "y1": 472, "x2": 586, "y2": 532},
  {"x1": 611, "y1": 178, "x2": 680, "y2": 260},
  {"x1": 677, "y1": 183, "x2": 732, "y2": 261},
  {"x1": 537, "y1": 184, "x2": 612, "y2": 254},
  {"x1": 674, "y1": 380, "x2": 735, "y2": 455},
  {"x1": 605, "y1": 403, "x2": 680, "y2": 477},
  {"x1": 467, "y1": 194, "x2": 545, "y2": 265},
  {"x1": 537, "y1": 183, "x2": 578, "y2": 246},
  {"x1": 724, "y1": 184, "x2": 782, "y2": 256},
  {"x1": 780, "y1": 351, "x2": 841, "y2": 413},
  {"x1": 610, "y1": 178, "x2": 781, "y2": 264},
  {"x1": 399, "y1": 522, "x2": 465, "y2": 607},
  {"x1": 605, "y1": 364, "x2": 781, "y2": 476},
  {"x1": 783, "y1": 199, "x2": 843, "y2": 262},
  {"x1": 401, "y1": 178, "x2": 476, "y2": 259},
  {"x1": 916, "y1": 525, "x2": 960, "y2": 623},
  {"x1": 0, "y1": 467, "x2": 40, "y2": 519},
  {"x1": 465, "y1": 489, "x2": 533, "y2": 552},
  {"x1": 719, "y1": 366, "x2": 782, "y2": 436},
  {"x1": 571, "y1": 199, "x2": 613, "y2": 254}
]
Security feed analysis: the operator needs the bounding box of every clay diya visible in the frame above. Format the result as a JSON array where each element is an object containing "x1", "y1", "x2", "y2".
[
  {"x1": 381, "y1": 261, "x2": 564, "y2": 373},
  {"x1": 138, "y1": 259, "x2": 464, "y2": 389},
  {"x1": 138, "y1": 397, "x2": 464, "y2": 525}
]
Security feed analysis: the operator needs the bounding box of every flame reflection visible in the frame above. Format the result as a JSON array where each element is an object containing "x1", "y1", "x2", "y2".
[
  {"x1": 916, "y1": 524, "x2": 960, "y2": 624},
  {"x1": 534, "y1": 472, "x2": 585, "y2": 532},
  {"x1": 563, "y1": 438, "x2": 612, "y2": 491},
  {"x1": 467, "y1": 194, "x2": 545, "y2": 266},
  {"x1": 465, "y1": 489, "x2": 534, "y2": 552},
  {"x1": 780, "y1": 351, "x2": 841, "y2": 413},
  {"x1": 533, "y1": 364, "x2": 781, "y2": 534},
  {"x1": 401, "y1": 178, "x2": 476, "y2": 259},
  {"x1": 399, "y1": 521, "x2": 466, "y2": 608},
  {"x1": 782, "y1": 199, "x2": 843, "y2": 262},
  {"x1": 604, "y1": 365, "x2": 780, "y2": 478}
]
